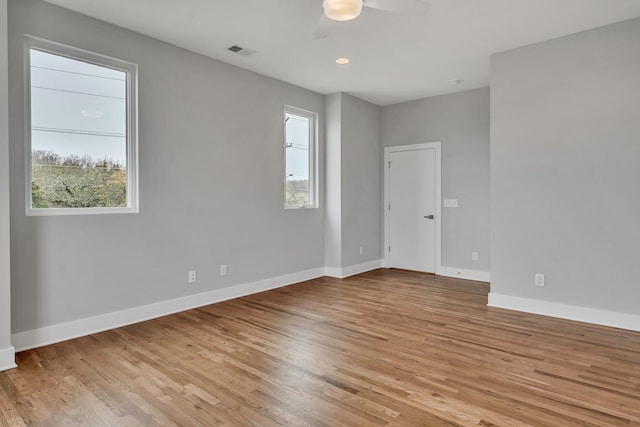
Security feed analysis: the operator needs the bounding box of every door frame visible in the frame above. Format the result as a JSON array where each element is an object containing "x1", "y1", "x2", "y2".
[{"x1": 383, "y1": 142, "x2": 442, "y2": 274}]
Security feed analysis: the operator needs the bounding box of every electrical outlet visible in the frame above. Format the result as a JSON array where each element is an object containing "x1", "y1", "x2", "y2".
[
  {"x1": 220, "y1": 264, "x2": 227, "y2": 276},
  {"x1": 472, "y1": 252, "x2": 479, "y2": 261},
  {"x1": 188, "y1": 270, "x2": 197, "y2": 284},
  {"x1": 535, "y1": 273, "x2": 545, "y2": 287},
  {"x1": 359, "y1": 246, "x2": 364, "y2": 256}
]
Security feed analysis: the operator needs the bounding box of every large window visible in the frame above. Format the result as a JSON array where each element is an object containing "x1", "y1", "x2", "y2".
[
  {"x1": 25, "y1": 37, "x2": 138, "y2": 215},
  {"x1": 284, "y1": 106, "x2": 317, "y2": 209}
]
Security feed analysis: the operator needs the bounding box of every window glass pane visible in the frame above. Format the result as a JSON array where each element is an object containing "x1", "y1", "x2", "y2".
[
  {"x1": 285, "y1": 112, "x2": 310, "y2": 207},
  {"x1": 30, "y1": 48, "x2": 128, "y2": 209}
]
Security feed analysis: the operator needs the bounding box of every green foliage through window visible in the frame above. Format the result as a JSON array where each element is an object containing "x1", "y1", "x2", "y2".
[
  {"x1": 31, "y1": 150, "x2": 126, "y2": 209},
  {"x1": 285, "y1": 179, "x2": 310, "y2": 207}
]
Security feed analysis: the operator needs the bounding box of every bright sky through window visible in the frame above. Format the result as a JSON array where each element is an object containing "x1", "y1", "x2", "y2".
[
  {"x1": 30, "y1": 49, "x2": 127, "y2": 164},
  {"x1": 285, "y1": 113, "x2": 310, "y2": 180}
]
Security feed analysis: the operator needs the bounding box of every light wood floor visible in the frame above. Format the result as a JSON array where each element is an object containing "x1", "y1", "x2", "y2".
[{"x1": 1, "y1": 269, "x2": 639, "y2": 426}]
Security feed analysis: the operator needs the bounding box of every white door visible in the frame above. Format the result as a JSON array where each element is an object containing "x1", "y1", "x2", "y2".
[{"x1": 387, "y1": 147, "x2": 437, "y2": 273}]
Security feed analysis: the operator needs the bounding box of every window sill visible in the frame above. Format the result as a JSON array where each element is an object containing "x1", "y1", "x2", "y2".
[
  {"x1": 284, "y1": 205, "x2": 318, "y2": 210},
  {"x1": 26, "y1": 207, "x2": 139, "y2": 216}
]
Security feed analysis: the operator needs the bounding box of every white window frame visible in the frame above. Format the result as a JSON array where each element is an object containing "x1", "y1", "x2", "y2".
[
  {"x1": 24, "y1": 35, "x2": 139, "y2": 216},
  {"x1": 284, "y1": 105, "x2": 318, "y2": 209}
]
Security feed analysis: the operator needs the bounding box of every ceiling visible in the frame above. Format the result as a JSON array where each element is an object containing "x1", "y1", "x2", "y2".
[{"x1": 42, "y1": 0, "x2": 640, "y2": 106}]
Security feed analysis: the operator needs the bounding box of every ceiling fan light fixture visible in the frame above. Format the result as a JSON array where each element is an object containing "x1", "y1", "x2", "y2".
[{"x1": 323, "y1": 0, "x2": 363, "y2": 22}]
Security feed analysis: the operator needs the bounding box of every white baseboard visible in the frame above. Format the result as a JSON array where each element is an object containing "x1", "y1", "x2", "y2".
[
  {"x1": 0, "y1": 346, "x2": 16, "y2": 371},
  {"x1": 12, "y1": 267, "x2": 325, "y2": 352},
  {"x1": 324, "y1": 266, "x2": 342, "y2": 278},
  {"x1": 439, "y1": 266, "x2": 491, "y2": 282},
  {"x1": 488, "y1": 293, "x2": 640, "y2": 332},
  {"x1": 325, "y1": 259, "x2": 383, "y2": 279}
]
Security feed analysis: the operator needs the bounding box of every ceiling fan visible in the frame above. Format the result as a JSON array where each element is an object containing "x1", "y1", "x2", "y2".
[{"x1": 315, "y1": 0, "x2": 429, "y2": 39}]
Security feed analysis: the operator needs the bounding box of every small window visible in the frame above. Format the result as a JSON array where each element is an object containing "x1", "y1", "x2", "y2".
[
  {"x1": 284, "y1": 106, "x2": 317, "y2": 209},
  {"x1": 25, "y1": 37, "x2": 138, "y2": 215}
]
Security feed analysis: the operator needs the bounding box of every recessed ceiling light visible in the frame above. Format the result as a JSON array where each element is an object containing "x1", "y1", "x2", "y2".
[
  {"x1": 449, "y1": 79, "x2": 463, "y2": 86},
  {"x1": 336, "y1": 57, "x2": 350, "y2": 65}
]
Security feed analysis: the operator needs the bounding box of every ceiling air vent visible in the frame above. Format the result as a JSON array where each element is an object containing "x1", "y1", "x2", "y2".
[{"x1": 227, "y1": 45, "x2": 256, "y2": 57}]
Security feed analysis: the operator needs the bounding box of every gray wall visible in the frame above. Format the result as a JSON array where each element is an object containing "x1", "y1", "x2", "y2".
[
  {"x1": 0, "y1": 0, "x2": 13, "y2": 365},
  {"x1": 8, "y1": 0, "x2": 325, "y2": 333},
  {"x1": 340, "y1": 94, "x2": 382, "y2": 267},
  {"x1": 381, "y1": 88, "x2": 490, "y2": 272},
  {"x1": 324, "y1": 93, "x2": 342, "y2": 269},
  {"x1": 324, "y1": 93, "x2": 382, "y2": 270},
  {"x1": 491, "y1": 18, "x2": 640, "y2": 313}
]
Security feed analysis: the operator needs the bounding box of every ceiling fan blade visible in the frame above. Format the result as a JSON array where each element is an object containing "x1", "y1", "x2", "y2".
[
  {"x1": 363, "y1": 0, "x2": 429, "y2": 15},
  {"x1": 313, "y1": 13, "x2": 333, "y2": 40}
]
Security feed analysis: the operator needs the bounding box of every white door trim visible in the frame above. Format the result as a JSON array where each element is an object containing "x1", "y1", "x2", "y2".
[{"x1": 383, "y1": 142, "x2": 442, "y2": 274}]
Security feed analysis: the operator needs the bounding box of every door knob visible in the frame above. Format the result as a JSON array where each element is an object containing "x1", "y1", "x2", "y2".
[{"x1": 424, "y1": 215, "x2": 434, "y2": 219}]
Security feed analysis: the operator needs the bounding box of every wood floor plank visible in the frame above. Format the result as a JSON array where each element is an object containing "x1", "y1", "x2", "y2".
[{"x1": 1, "y1": 269, "x2": 640, "y2": 426}]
